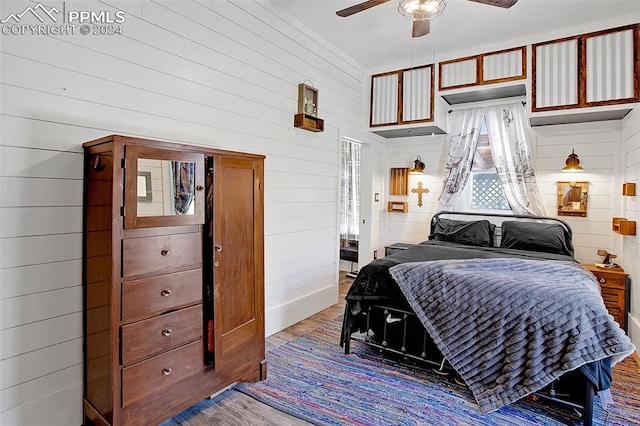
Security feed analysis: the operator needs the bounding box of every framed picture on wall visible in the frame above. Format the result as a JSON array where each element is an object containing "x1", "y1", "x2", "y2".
[
  {"x1": 137, "y1": 171, "x2": 152, "y2": 202},
  {"x1": 557, "y1": 181, "x2": 588, "y2": 217}
]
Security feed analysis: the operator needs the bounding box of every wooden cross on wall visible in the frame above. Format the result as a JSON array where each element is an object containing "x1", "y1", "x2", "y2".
[{"x1": 411, "y1": 181, "x2": 430, "y2": 207}]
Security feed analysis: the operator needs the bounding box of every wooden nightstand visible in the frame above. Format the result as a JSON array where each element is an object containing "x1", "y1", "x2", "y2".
[{"x1": 583, "y1": 264, "x2": 629, "y2": 331}]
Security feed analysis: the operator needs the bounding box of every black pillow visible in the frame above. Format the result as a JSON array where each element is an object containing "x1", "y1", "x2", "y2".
[
  {"x1": 500, "y1": 221, "x2": 574, "y2": 256},
  {"x1": 430, "y1": 218, "x2": 495, "y2": 247}
]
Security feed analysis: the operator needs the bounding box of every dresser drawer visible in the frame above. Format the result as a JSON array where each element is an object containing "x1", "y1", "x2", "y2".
[
  {"x1": 601, "y1": 287, "x2": 624, "y2": 308},
  {"x1": 121, "y1": 305, "x2": 203, "y2": 366},
  {"x1": 123, "y1": 232, "x2": 202, "y2": 277},
  {"x1": 122, "y1": 340, "x2": 202, "y2": 407},
  {"x1": 594, "y1": 274, "x2": 625, "y2": 288},
  {"x1": 122, "y1": 268, "x2": 202, "y2": 322}
]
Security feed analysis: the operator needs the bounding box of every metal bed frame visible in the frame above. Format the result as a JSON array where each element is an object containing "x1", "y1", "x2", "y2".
[{"x1": 342, "y1": 211, "x2": 595, "y2": 426}]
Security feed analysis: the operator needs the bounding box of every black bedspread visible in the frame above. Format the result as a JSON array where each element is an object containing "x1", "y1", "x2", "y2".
[
  {"x1": 346, "y1": 240, "x2": 575, "y2": 305},
  {"x1": 340, "y1": 240, "x2": 614, "y2": 393}
]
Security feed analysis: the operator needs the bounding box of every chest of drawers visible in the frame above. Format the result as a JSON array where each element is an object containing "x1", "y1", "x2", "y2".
[
  {"x1": 583, "y1": 264, "x2": 629, "y2": 331},
  {"x1": 83, "y1": 135, "x2": 266, "y2": 425}
]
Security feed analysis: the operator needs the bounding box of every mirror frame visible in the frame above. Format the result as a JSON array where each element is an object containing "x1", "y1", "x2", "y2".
[
  {"x1": 557, "y1": 181, "x2": 588, "y2": 217},
  {"x1": 124, "y1": 145, "x2": 205, "y2": 228}
]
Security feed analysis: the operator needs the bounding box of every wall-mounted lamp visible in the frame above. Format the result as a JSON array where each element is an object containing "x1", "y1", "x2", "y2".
[
  {"x1": 561, "y1": 149, "x2": 584, "y2": 172},
  {"x1": 409, "y1": 155, "x2": 425, "y2": 174}
]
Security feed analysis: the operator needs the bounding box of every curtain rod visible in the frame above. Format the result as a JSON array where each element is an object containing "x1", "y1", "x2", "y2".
[{"x1": 448, "y1": 100, "x2": 526, "y2": 114}]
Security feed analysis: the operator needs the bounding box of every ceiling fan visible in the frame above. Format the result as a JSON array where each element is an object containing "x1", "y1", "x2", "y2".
[{"x1": 336, "y1": 0, "x2": 518, "y2": 38}]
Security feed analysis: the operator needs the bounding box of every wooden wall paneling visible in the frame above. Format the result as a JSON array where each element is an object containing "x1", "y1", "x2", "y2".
[
  {"x1": 1, "y1": 0, "x2": 366, "y2": 421},
  {"x1": 0, "y1": 233, "x2": 81, "y2": 270},
  {"x1": 0, "y1": 365, "x2": 81, "y2": 416},
  {"x1": 1, "y1": 383, "x2": 82, "y2": 426},
  {"x1": 138, "y1": 0, "x2": 363, "y2": 127},
  {"x1": 148, "y1": 0, "x2": 361, "y2": 115},
  {"x1": 0, "y1": 260, "x2": 82, "y2": 300},
  {"x1": 1, "y1": 46, "x2": 341, "y2": 157},
  {"x1": 0, "y1": 206, "x2": 82, "y2": 238},
  {"x1": 621, "y1": 108, "x2": 640, "y2": 348},
  {"x1": 0, "y1": 338, "x2": 82, "y2": 391},
  {"x1": 0, "y1": 176, "x2": 83, "y2": 208},
  {"x1": 533, "y1": 121, "x2": 620, "y2": 263},
  {"x1": 0, "y1": 312, "x2": 82, "y2": 360},
  {"x1": 0, "y1": 146, "x2": 83, "y2": 179},
  {"x1": 266, "y1": 263, "x2": 335, "y2": 302},
  {"x1": 0, "y1": 287, "x2": 82, "y2": 330}
]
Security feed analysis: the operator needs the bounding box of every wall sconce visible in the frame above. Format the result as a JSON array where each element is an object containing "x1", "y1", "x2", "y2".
[
  {"x1": 561, "y1": 149, "x2": 584, "y2": 172},
  {"x1": 409, "y1": 155, "x2": 425, "y2": 174}
]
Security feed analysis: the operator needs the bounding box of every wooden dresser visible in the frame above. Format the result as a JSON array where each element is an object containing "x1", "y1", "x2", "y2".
[
  {"x1": 583, "y1": 264, "x2": 629, "y2": 332},
  {"x1": 83, "y1": 135, "x2": 265, "y2": 425}
]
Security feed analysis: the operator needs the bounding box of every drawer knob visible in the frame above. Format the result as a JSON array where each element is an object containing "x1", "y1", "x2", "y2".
[
  {"x1": 160, "y1": 289, "x2": 172, "y2": 297},
  {"x1": 162, "y1": 328, "x2": 172, "y2": 336},
  {"x1": 599, "y1": 278, "x2": 606, "y2": 283},
  {"x1": 160, "y1": 249, "x2": 171, "y2": 257},
  {"x1": 215, "y1": 245, "x2": 223, "y2": 252},
  {"x1": 196, "y1": 185, "x2": 205, "y2": 191},
  {"x1": 162, "y1": 368, "x2": 172, "y2": 376}
]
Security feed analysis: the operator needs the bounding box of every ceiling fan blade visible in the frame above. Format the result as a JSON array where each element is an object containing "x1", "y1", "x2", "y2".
[
  {"x1": 412, "y1": 20, "x2": 430, "y2": 38},
  {"x1": 467, "y1": 0, "x2": 518, "y2": 8},
  {"x1": 336, "y1": 0, "x2": 392, "y2": 17}
]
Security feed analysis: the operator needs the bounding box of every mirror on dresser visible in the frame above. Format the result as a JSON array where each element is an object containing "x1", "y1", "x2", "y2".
[{"x1": 124, "y1": 146, "x2": 205, "y2": 228}]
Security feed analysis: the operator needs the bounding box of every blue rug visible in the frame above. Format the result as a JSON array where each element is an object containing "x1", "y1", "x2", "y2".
[{"x1": 170, "y1": 316, "x2": 640, "y2": 425}]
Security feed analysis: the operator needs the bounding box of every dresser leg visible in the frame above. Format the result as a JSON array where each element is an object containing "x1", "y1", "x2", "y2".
[{"x1": 260, "y1": 359, "x2": 268, "y2": 380}]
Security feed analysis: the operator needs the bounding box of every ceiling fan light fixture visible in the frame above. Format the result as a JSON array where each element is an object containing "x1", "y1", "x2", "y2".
[{"x1": 398, "y1": 0, "x2": 446, "y2": 21}]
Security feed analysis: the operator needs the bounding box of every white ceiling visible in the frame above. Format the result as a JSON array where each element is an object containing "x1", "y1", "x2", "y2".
[{"x1": 270, "y1": 0, "x2": 640, "y2": 71}]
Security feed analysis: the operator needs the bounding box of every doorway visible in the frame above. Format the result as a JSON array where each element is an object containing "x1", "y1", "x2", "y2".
[{"x1": 339, "y1": 138, "x2": 361, "y2": 278}]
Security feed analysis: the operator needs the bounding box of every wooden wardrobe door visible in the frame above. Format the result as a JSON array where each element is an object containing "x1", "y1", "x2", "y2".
[{"x1": 213, "y1": 156, "x2": 265, "y2": 374}]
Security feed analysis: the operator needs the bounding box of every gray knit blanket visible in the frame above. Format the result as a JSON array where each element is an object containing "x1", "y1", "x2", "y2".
[{"x1": 389, "y1": 258, "x2": 635, "y2": 412}]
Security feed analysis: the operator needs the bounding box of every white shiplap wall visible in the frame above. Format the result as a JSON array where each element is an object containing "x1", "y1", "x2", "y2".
[
  {"x1": 621, "y1": 107, "x2": 640, "y2": 353},
  {"x1": 385, "y1": 135, "x2": 448, "y2": 243},
  {"x1": 0, "y1": 0, "x2": 377, "y2": 424},
  {"x1": 534, "y1": 120, "x2": 621, "y2": 263},
  {"x1": 385, "y1": 120, "x2": 623, "y2": 266}
]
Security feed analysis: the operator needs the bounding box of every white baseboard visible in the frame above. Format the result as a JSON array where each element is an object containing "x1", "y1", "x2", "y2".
[
  {"x1": 265, "y1": 284, "x2": 338, "y2": 337},
  {"x1": 628, "y1": 312, "x2": 640, "y2": 357}
]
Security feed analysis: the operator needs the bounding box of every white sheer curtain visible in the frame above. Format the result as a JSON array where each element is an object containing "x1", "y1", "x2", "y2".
[
  {"x1": 340, "y1": 139, "x2": 361, "y2": 245},
  {"x1": 484, "y1": 103, "x2": 546, "y2": 216},
  {"x1": 437, "y1": 103, "x2": 546, "y2": 216},
  {"x1": 436, "y1": 108, "x2": 483, "y2": 211}
]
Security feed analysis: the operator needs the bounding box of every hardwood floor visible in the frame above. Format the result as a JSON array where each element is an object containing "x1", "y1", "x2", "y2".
[
  {"x1": 170, "y1": 272, "x2": 640, "y2": 425},
  {"x1": 169, "y1": 272, "x2": 353, "y2": 425}
]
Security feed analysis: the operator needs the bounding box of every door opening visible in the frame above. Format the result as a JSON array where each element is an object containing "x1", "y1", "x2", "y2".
[{"x1": 339, "y1": 138, "x2": 361, "y2": 278}]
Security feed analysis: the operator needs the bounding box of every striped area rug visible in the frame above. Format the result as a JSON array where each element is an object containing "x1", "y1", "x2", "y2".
[{"x1": 236, "y1": 317, "x2": 639, "y2": 425}]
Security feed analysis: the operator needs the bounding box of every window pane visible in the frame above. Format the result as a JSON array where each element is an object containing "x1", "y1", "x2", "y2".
[
  {"x1": 471, "y1": 173, "x2": 509, "y2": 210},
  {"x1": 472, "y1": 134, "x2": 494, "y2": 171}
]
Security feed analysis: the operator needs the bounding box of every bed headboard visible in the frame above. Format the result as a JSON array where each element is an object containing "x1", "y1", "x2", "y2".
[{"x1": 430, "y1": 211, "x2": 573, "y2": 254}]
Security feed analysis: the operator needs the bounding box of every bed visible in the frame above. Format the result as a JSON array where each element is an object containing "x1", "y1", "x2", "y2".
[{"x1": 340, "y1": 211, "x2": 635, "y2": 425}]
